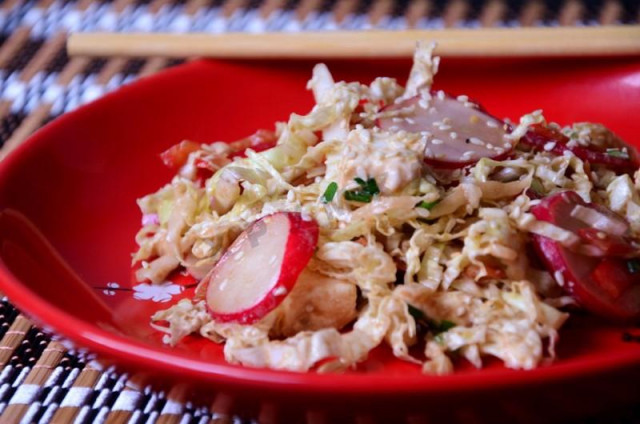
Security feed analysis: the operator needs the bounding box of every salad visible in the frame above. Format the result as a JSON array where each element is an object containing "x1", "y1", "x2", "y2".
[{"x1": 134, "y1": 44, "x2": 640, "y2": 374}]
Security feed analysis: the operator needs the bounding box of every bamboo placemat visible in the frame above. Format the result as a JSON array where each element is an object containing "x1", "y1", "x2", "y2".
[{"x1": 0, "y1": 0, "x2": 639, "y2": 422}]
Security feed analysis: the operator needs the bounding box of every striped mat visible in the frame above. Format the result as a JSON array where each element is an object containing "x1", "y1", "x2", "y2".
[{"x1": 0, "y1": 0, "x2": 639, "y2": 422}]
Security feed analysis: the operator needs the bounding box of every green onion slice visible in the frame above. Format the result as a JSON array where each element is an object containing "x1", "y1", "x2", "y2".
[
  {"x1": 344, "y1": 177, "x2": 380, "y2": 203},
  {"x1": 321, "y1": 182, "x2": 338, "y2": 203},
  {"x1": 606, "y1": 148, "x2": 630, "y2": 160},
  {"x1": 417, "y1": 200, "x2": 439, "y2": 210},
  {"x1": 344, "y1": 191, "x2": 372, "y2": 203}
]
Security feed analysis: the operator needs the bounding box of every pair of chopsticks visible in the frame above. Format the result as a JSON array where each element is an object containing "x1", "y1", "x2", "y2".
[{"x1": 67, "y1": 26, "x2": 640, "y2": 58}]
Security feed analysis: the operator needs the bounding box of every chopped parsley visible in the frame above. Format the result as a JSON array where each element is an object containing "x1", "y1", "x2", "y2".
[
  {"x1": 530, "y1": 178, "x2": 545, "y2": 196},
  {"x1": 344, "y1": 191, "x2": 373, "y2": 202},
  {"x1": 344, "y1": 177, "x2": 380, "y2": 203},
  {"x1": 354, "y1": 177, "x2": 380, "y2": 196},
  {"x1": 432, "y1": 319, "x2": 456, "y2": 334},
  {"x1": 407, "y1": 304, "x2": 425, "y2": 321},
  {"x1": 416, "y1": 200, "x2": 439, "y2": 210},
  {"x1": 627, "y1": 259, "x2": 640, "y2": 274},
  {"x1": 407, "y1": 303, "x2": 456, "y2": 335},
  {"x1": 606, "y1": 148, "x2": 630, "y2": 160},
  {"x1": 321, "y1": 182, "x2": 338, "y2": 203}
]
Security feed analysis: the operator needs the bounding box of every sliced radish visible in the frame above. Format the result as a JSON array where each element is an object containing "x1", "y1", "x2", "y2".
[
  {"x1": 203, "y1": 212, "x2": 319, "y2": 324},
  {"x1": 377, "y1": 93, "x2": 513, "y2": 168},
  {"x1": 521, "y1": 124, "x2": 639, "y2": 171},
  {"x1": 590, "y1": 258, "x2": 635, "y2": 300},
  {"x1": 531, "y1": 191, "x2": 640, "y2": 321},
  {"x1": 577, "y1": 228, "x2": 635, "y2": 258}
]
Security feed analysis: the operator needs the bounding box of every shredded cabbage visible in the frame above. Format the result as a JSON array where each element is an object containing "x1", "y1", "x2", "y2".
[{"x1": 136, "y1": 43, "x2": 638, "y2": 374}]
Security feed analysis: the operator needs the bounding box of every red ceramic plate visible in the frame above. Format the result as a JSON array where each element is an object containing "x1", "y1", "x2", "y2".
[{"x1": 0, "y1": 57, "x2": 639, "y2": 423}]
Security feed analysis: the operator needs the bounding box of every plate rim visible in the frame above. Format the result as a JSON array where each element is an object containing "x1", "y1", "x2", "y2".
[{"x1": 0, "y1": 58, "x2": 638, "y2": 398}]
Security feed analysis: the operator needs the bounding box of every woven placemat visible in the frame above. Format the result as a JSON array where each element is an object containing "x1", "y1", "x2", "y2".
[{"x1": 0, "y1": 0, "x2": 639, "y2": 422}]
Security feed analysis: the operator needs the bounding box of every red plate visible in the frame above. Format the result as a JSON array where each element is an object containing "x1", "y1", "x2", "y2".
[{"x1": 0, "y1": 57, "x2": 638, "y2": 423}]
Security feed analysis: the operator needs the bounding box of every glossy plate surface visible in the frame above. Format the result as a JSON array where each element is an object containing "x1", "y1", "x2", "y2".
[{"x1": 0, "y1": 57, "x2": 638, "y2": 419}]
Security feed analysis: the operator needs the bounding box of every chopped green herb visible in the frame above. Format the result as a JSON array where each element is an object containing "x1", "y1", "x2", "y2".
[
  {"x1": 344, "y1": 191, "x2": 372, "y2": 203},
  {"x1": 406, "y1": 303, "x2": 455, "y2": 335},
  {"x1": 354, "y1": 177, "x2": 380, "y2": 195},
  {"x1": 606, "y1": 148, "x2": 630, "y2": 160},
  {"x1": 530, "y1": 178, "x2": 545, "y2": 195},
  {"x1": 627, "y1": 259, "x2": 640, "y2": 274},
  {"x1": 321, "y1": 182, "x2": 338, "y2": 203},
  {"x1": 417, "y1": 200, "x2": 439, "y2": 210},
  {"x1": 344, "y1": 177, "x2": 380, "y2": 203},
  {"x1": 433, "y1": 320, "x2": 456, "y2": 334},
  {"x1": 365, "y1": 178, "x2": 380, "y2": 196},
  {"x1": 407, "y1": 304, "x2": 425, "y2": 320}
]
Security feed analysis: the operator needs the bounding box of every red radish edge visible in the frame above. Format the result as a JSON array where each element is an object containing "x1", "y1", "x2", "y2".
[
  {"x1": 532, "y1": 233, "x2": 640, "y2": 322},
  {"x1": 531, "y1": 191, "x2": 640, "y2": 322},
  {"x1": 521, "y1": 124, "x2": 640, "y2": 171},
  {"x1": 205, "y1": 212, "x2": 319, "y2": 324}
]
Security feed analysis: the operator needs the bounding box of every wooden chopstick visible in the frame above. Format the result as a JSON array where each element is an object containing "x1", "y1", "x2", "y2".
[{"x1": 67, "y1": 26, "x2": 640, "y2": 59}]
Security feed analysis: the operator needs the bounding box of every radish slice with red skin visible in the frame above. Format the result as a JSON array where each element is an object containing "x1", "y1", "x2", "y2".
[
  {"x1": 377, "y1": 94, "x2": 513, "y2": 168},
  {"x1": 521, "y1": 124, "x2": 640, "y2": 170},
  {"x1": 577, "y1": 228, "x2": 636, "y2": 258},
  {"x1": 532, "y1": 234, "x2": 640, "y2": 321},
  {"x1": 590, "y1": 258, "x2": 636, "y2": 300},
  {"x1": 204, "y1": 212, "x2": 319, "y2": 324},
  {"x1": 531, "y1": 191, "x2": 640, "y2": 321}
]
